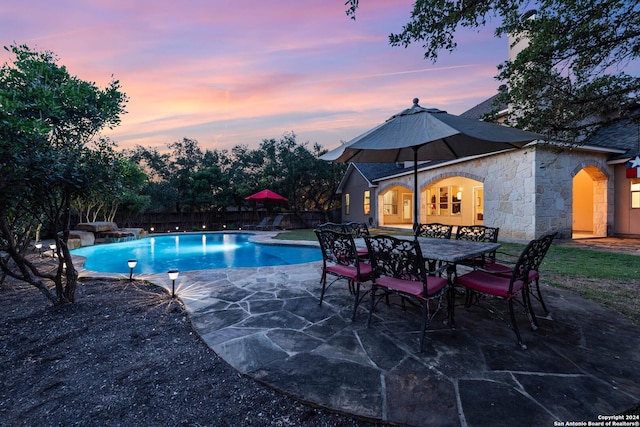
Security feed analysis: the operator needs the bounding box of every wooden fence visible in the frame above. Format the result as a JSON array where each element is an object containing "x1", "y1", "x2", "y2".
[{"x1": 109, "y1": 210, "x2": 335, "y2": 233}]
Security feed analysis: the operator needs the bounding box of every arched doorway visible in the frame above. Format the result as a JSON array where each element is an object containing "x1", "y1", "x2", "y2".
[
  {"x1": 377, "y1": 185, "x2": 413, "y2": 228},
  {"x1": 421, "y1": 176, "x2": 484, "y2": 227},
  {"x1": 572, "y1": 166, "x2": 607, "y2": 238}
]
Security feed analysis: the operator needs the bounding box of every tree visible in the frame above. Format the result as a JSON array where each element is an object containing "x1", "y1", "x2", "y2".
[
  {"x1": 73, "y1": 138, "x2": 149, "y2": 223},
  {"x1": 129, "y1": 139, "x2": 231, "y2": 212},
  {"x1": 346, "y1": 0, "x2": 640, "y2": 140},
  {"x1": 233, "y1": 132, "x2": 345, "y2": 216},
  {"x1": 127, "y1": 133, "x2": 344, "y2": 219},
  {"x1": 0, "y1": 44, "x2": 127, "y2": 304}
]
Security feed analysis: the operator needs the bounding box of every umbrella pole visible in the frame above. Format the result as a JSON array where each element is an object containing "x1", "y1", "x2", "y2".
[{"x1": 413, "y1": 147, "x2": 419, "y2": 229}]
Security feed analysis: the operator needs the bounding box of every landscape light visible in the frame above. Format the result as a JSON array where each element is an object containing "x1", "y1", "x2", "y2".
[
  {"x1": 168, "y1": 269, "x2": 180, "y2": 298},
  {"x1": 127, "y1": 259, "x2": 138, "y2": 282}
]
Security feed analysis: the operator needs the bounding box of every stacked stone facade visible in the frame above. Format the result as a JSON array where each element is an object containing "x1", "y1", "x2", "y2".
[{"x1": 372, "y1": 144, "x2": 614, "y2": 242}]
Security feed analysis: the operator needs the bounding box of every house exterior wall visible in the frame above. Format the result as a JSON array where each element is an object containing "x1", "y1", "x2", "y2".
[
  {"x1": 371, "y1": 144, "x2": 616, "y2": 242},
  {"x1": 340, "y1": 168, "x2": 375, "y2": 225},
  {"x1": 417, "y1": 149, "x2": 540, "y2": 241},
  {"x1": 614, "y1": 164, "x2": 640, "y2": 236}
]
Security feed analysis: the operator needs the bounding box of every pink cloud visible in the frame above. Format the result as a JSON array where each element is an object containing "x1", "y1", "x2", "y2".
[{"x1": 2, "y1": 0, "x2": 514, "y2": 152}]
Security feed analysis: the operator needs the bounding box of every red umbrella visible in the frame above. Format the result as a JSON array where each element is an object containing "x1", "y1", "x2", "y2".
[{"x1": 244, "y1": 189, "x2": 288, "y2": 202}]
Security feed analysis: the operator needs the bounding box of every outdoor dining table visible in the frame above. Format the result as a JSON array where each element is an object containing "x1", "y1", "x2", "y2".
[
  {"x1": 356, "y1": 235, "x2": 500, "y2": 264},
  {"x1": 355, "y1": 235, "x2": 501, "y2": 284},
  {"x1": 355, "y1": 235, "x2": 501, "y2": 327},
  {"x1": 413, "y1": 237, "x2": 501, "y2": 265}
]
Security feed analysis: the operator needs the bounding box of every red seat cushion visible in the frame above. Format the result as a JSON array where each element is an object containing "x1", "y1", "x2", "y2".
[
  {"x1": 483, "y1": 262, "x2": 512, "y2": 274},
  {"x1": 457, "y1": 270, "x2": 524, "y2": 298},
  {"x1": 357, "y1": 248, "x2": 369, "y2": 258},
  {"x1": 487, "y1": 264, "x2": 539, "y2": 282},
  {"x1": 326, "y1": 262, "x2": 372, "y2": 281},
  {"x1": 375, "y1": 275, "x2": 447, "y2": 299}
]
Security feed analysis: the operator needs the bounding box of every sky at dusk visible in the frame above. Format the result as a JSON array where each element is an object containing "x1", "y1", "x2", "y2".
[{"x1": 3, "y1": 1, "x2": 526, "y2": 153}]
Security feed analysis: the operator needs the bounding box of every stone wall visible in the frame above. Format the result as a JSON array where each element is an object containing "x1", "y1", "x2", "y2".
[
  {"x1": 533, "y1": 145, "x2": 613, "y2": 239},
  {"x1": 377, "y1": 144, "x2": 615, "y2": 242},
  {"x1": 69, "y1": 222, "x2": 146, "y2": 248}
]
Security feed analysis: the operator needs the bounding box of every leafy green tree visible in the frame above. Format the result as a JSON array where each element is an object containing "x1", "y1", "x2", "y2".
[
  {"x1": 73, "y1": 138, "x2": 149, "y2": 223},
  {"x1": 233, "y1": 132, "x2": 345, "y2": 215},
  {"x1": 346, "y1": 0, "x2": 640, "y2": 140},
  {"x1": 127, "y1": 134, "x2": 343, "y2": 219},
  {"x1": 129, "y1": 140, "x2": 231, "y2": 212},
  {"x1": 0, "y1": 44, "x2": 127, "y2": 304},
  {"x1": 188, "y1": 166, "x2": 227, "y2": 211}
]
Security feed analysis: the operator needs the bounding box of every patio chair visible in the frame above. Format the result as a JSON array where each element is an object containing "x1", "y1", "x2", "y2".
[
  {"x1": 364, "y1": 235, "x2": 450, "y2": 352},
  {"x1": 342, "y1": 221, "x2": 370, "y2": 258},
  {"x1": 314, "y1": 229, "x2": 372, "y2": 321},
  {"x1": 316, "y1": 221, "x2": 345, "y2": 233},
  {"x1": 414, "y1": 223, "x2": 454, "y2": 271},
  {"x1": 413, "y1": 223, "x2": 453, "y2": 239},
  {"x1": 267, "y1": 214, "x2": 284, "y2": 230},
  {"x1": 455, "y1": 237, "x2": 542, "y2": 350},
  {"x1": 482, "y1": 232, "x2": 557, "y2": 314},
  {"x1": 343, "y1": 221, "x2": 370, "y2": 238},
  {"x1": 455, "y1": 225, "x2": 500, "y2": 268},
  {"x1": 243, "y1": 216, "x2": 271, "y2": 230}
]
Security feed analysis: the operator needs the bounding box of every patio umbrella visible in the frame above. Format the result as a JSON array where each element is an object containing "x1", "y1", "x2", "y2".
[
  {"x1": 321, "y1": 98, "x2": 543, "y2": 226},
  {"x1": 244, "y1": 189, "x2": 288, "y2": 202},
  {"x1": 245, "y1": 189, "x2": 288, "y2": 221}
]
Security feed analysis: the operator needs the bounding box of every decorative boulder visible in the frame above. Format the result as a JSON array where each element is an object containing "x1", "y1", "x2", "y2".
[
  {"x1": 68, "y1": 230, "x2": 96, "y2": 247},
  {"x1": 75, "y1": 222, "x2": 118, "y2": 233}
]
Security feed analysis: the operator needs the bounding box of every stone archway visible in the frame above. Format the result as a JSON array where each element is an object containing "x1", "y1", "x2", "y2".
[
  {"x1": 376, "y1": 183, "x2": 413, "y2": 227},
  {"x1": 572, "y1": 165, "x2": 608, "y2": 238}
]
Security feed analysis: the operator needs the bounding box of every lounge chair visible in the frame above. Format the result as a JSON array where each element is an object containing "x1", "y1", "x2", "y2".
[
  {"x1": 243, "y1": 217, "x2": 270, "y2": 230},
  {"x1": 267, "y1": 214, "x2": 284, "y2": 230}
]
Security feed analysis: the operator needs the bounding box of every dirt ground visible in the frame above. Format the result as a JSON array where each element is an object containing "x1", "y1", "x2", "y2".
[{"x1": 0, "y1": 273, "x2": 385, "y2": 426}]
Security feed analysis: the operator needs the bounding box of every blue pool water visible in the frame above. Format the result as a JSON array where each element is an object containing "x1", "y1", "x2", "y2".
[{"x1": 71, "y1": 233, "x2": 321, "y2": 274}]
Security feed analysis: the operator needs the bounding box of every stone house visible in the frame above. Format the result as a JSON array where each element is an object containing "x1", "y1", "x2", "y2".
[{"x1": 336, "y1": 101, "x2": 640, "y2": 242}]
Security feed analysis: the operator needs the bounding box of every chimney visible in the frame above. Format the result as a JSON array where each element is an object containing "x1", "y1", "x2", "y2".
[
  {"x1": 507, "y1": 10, "x2": 537, "y2": 115},
  {"x1": 508, "y1": 10, "x2": 537, "y2": 62}
]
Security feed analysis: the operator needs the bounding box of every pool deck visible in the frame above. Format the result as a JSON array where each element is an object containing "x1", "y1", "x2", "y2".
[{"x1": 75, "y1": 232, "x2": 640, "y2": 426}]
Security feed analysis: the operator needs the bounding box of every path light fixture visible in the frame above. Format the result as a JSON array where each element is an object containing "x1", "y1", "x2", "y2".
[
  {"x1": 127, "y1": 259, "x2": 138, "y2": 282},
  {"x1": 168, "y1": 269, "x2": 179, "y2": 298},
  {"x1": 49, "y1": 243, "x2": 56, "y2": 258},
  {"x1": 35, "y1": 242, "x2": 43, "y2": 257}
]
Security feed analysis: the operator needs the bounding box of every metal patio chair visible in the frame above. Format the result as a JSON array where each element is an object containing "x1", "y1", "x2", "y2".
[
  {"x1": 455, "y1": 237, "x2": 543, "y2": 350},
  {"x1": 342, "y1": 221, "x2": 370, "y2": 258},
  {"x1": 364, "y1": 234, "x2": 451, "y2": 352},
  {"x1": 413, "y1": 223, "x2": 454, "y2": 239},
  {"x1": 414, "y1": 223, "x2": 454, "y2": 271},
  {"x1": 314, "y1": 228, "x2": 372, "y2": 321},
  {"x1": 482, "y1": 232, "x2": 557, "y2": 314},
  {"x1": 455, "y1": 225, "x2": 500, "y2": 268}
]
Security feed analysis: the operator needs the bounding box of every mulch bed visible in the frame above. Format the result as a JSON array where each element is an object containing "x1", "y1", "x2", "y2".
[{"x1": 0, "y1": 273, "x2": 386, "y2": 426}]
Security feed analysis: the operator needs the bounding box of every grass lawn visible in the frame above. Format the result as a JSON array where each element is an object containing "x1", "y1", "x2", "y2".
[{"x1": 276, "y1": 229, "x2": 640, "y2": 326}]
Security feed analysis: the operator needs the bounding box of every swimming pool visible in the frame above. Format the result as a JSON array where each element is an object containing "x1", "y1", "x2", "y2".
[{"x1": 71, "y1": 233, "x2": 322, "y2": 274}]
